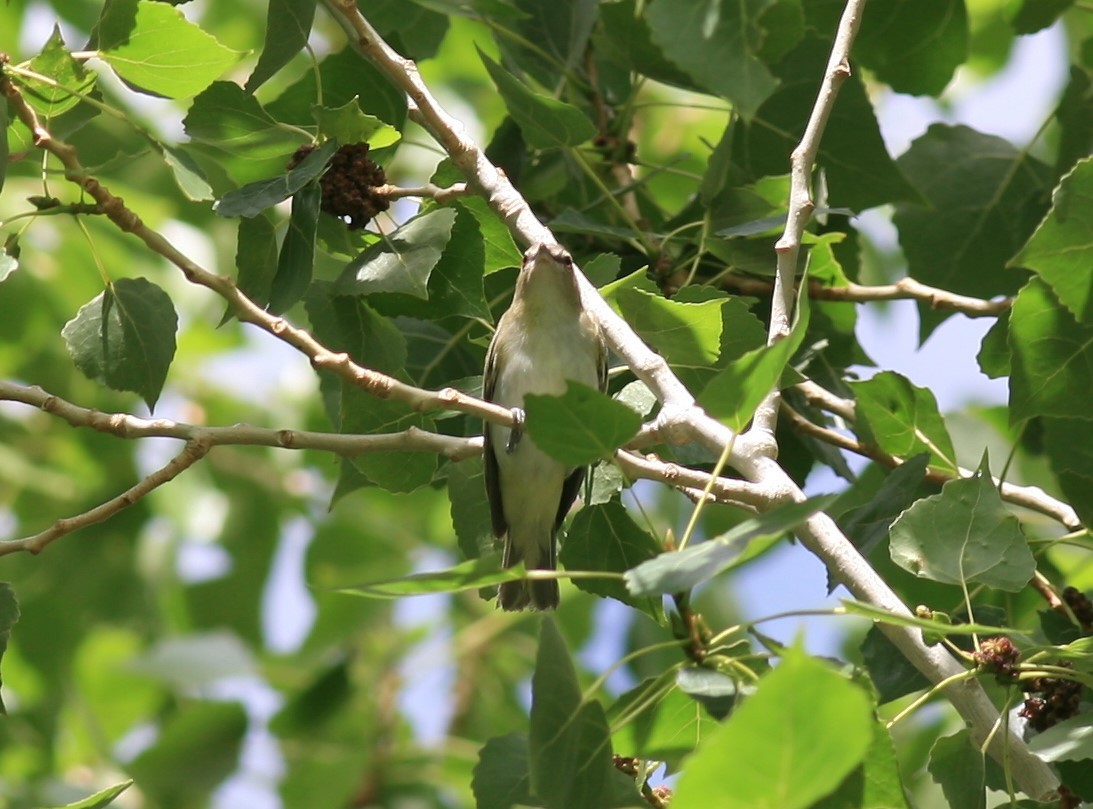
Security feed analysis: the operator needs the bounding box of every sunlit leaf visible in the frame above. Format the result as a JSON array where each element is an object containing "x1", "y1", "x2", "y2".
[
  {"x1": 1009, "y1": 276, "x2": 1093, "y2": 422},
  {"x1": 312, "y1": 99, "x2": 401, "y2": 148},
  {"x1": 1011, "y1": 158, "x2": 1093, "y2": 322},
  {"x1": 99, "y1": 0, "x2": 241, "y2": 98},
  {"x1": 525, "y1": 382, "x2": 642, "y2": 467},
  {"x1": 44, "y1": 780, "x2": 133, "y2": 809},
  {"x1": 672, "y1": 647, "x2": 873, "y2": 809},
  {"x1": 850, "y1": 372, "x2": 959, "y2": 474}
]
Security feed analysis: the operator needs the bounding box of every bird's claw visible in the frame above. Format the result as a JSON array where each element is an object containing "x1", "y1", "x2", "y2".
[{"x1": 506, "y1": 407, "x2": 525, "y2": 454}]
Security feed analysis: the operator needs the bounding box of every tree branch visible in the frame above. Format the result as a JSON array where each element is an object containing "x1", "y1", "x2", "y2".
[
  {"x1": 750, "y1": 0, "x2": 864, "y2": 443},
  {"x1": 0, "y1": 73, "x2": 516, "y2": 432},
  {"x1": 722, "y1": 275, "x2": 1011, "y2": 318},
  {"x1": 0, "y1": 439, "x2": 208, "y2": 557},
  {"x1": 788, "y1": 386, "x2": 1082, "y2": 530},
  {"x1": 316, "y1": 1, "x2": 1061, "y2": 798}
]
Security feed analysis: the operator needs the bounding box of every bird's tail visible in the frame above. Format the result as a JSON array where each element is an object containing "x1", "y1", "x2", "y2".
[{"x1": 499, "y1": 531, "x2": 559, "y2": 611}]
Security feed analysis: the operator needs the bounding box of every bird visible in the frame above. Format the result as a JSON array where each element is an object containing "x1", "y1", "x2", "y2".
[{"x1": 483, "y1": 242, "x2": 608, "y2": 610}]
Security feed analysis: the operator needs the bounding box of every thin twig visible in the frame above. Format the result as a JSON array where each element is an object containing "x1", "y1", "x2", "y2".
[
  {"x1": 787, "y1": 387, "x2": 1082, "y2": 530},
  {"x1": 0, "y1": 439, "x2": 208, "y2": 557},
  {"x1": 749, "y1": 0, "x2": 866, "y2": 442},
  {"x1": 722, "y1": 275, "x2": 1011, "y2": 318},
  {"x1": 0, "y1": 380, "x2": 481, "y2": 460}
]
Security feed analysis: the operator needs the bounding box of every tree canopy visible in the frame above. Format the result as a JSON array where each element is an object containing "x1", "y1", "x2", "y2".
[{"x1": 1, "y1": 1, "x2": 1092, "y2": 808}]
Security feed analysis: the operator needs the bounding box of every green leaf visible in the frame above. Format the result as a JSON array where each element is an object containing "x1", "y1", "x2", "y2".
[
  {"x1": 525, "y1": 382, "x2": 643, "y2": 467},
  {"x1": 1043, "y1": 416, "x2": 1093, "y2": 528},
  {"x1": 266, "y1": 47, "x2": 407, "y2": 133},
  {"x1": 616, "y1": 288, "x2": 724, "y2": 366},
  {"x1": 1009, "y1": 276, "x2": 1093, "y2": 422},
  {"x1": 837, "y1": 454, "x2": 930, "y2": 559},
  {"x1": 733, "y1": 36, "x2": 919, "y2": 212},
  {"x1": 368, "y1": 207, "x2": 492, "y2": 321},
  {"x1": 625, "y1": 496, "x2": 835, "y2": 596},
  {"x1": 269, "y1": 180, "x2": 322, "y2": 314},
  {"x1": 312, "y1": 292, "x2": 439, "y2": 491},
  {"x1": 214, "y1": 139, "x2": 338, "y2": 218},
  {"x1": 246, "y1": 0, "x2": 317, "y2": 92},
  {"x1": 1009, "y1": 0, "x2": 1074, "y2": 34},
  {"x1": 609, "y1": 673, "x2": 718, "y2": 769},
  {"x1": 646, "y1": 0, "x2": 779, "y2": 120},
  {"x1": 478, "y1": 50, "x2": 597, "y2": 150},
  {"x1": 928, "y1": 730, "x2": 986, "y2": 809},
  {"x1": 1027, "y1": 713, "x2": 1093, "y2": 762},
  {"x1": 977, "y1": 310, "x2": 1010, "y2": 378},
  {"x1": 813, "y1": 721, "x2": 910, "y2": 809},
  {"x1": 473, "y1": 733, "x2": 537, "y2": 809},
  {"x1": 597, "y1": 0, "x2": 696, "y2": 90},
  {"x1": 1054, "y1": 66, "x2": 1093, "y2": 178},
  {"x1": 1011, "y1": 158, "x2": 1093, "y2": 322},
  {"x1": 338, "y1": 554, "x2": 523, "y2": 598},
  {"x1": 128, "y1": 701, "x2": 247, "y2": 807},
  {"x1": 61, "y1": 277, "x2": 178, "y2": 411},
  {"x1": 860, "y1": 625, "x2": 930, "y2": 703},
  {"x1": 0, "y1": 583, "x2": 19, "y2": 715},
  {"x1": 530, "y1": 618, "x2": 616, "y2": 809},
  {"x1": 23, "y1": 26, "x2": 97, "y2": 119},
  {"x1": 888, "y1": 457, "x2": 1036, "y2": 591},
  {"x1": 312, "y1": 99, "x2": 401, "y2": 148},
  {"x1": 560, "y1": 502, "x2": 663, "y2": 618},
  {"x1": 45, "y1": 780, "x2": 134, "y2": 809},
  {"x1": 157, "y1": 142, "x2": 214, "y2": 201},
  {"x1": 698, "y1": 281, "x2": 810, "y2": 431},
  {"x1": 337, "y1": 208, "x2": 458, "y2": 298},
  {"x1": 429, "y1": 160, "x2": 522, "y2": 275},
  {"x1": 446, "y1": 456, "x2": 494, "y2": 560},
  {"x1": 855, "y1": 0, "x2": 968, "y2": 96},
  {"x1": 184, "y1": 82, "x2": 309, "y2": 184},
  {"x1": 672, "y1": 647, "x2": 873, "y2": 809},
  {"x1": 233, "y1": 214, "x2": 279, "y2": 312},
  {"x1": 675, "y1": 666, "x2": 742, "y2": 720},
  {"x1": 364, "y1": 0, "x2": 451, "y2": 60},
  {"x1": 850, "y1": 371, "x2": 959, "y2": 474},
  {"x1": 894, "y1": 124, "x2": 1052, "y2": 336},
  {"x1": 99, "y1": 0, "x2": 241, "y2": 99}
]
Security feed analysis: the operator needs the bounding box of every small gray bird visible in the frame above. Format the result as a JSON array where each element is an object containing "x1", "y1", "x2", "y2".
[{"x1": 483, "y1": 243, "x2": 607, "y2": 610}]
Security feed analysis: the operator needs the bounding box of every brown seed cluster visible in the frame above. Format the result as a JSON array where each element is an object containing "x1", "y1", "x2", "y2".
[
  {"x1": 973, "y1": 636, "x2": 1021, "y2": 680},
  {"x1": 290, "y1": 142, "x2": 390, "y2": 229},
  {"x1": 1020, "y1": 664, "x2": 1084, "y2": 732},
  {"x1": 1063, "y1": 586, "x2": 1093, "y2": 632}
]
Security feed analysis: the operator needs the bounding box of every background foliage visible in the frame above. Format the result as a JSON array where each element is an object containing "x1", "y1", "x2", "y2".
[{"x1": 1, "y1": 1, "x2": 1092, "y2": 808}]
